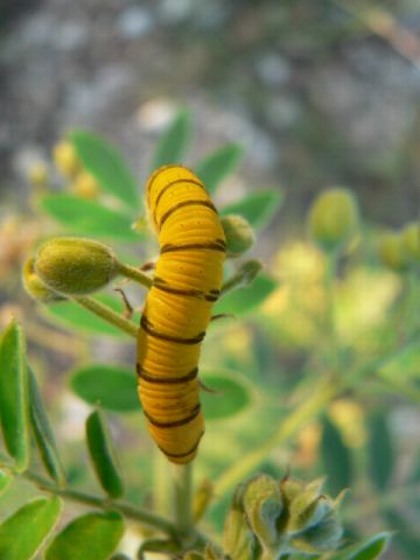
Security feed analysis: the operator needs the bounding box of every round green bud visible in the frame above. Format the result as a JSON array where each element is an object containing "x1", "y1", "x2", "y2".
[
  {"x1": 22, "y1": 258, "x2": 64, "y2": 303},
  {"x1": 378, "y1": 231, "x2": 409, "y2": 273},
  {"x1": 221, "y1": 214, "x2": 255, "y2": 257},
  {"x1": 401, "y1": 221, "x2": 420, "y2": 264},
  {"x1": 307, "y1": 188, "x2": 359, "y2": 253},
  {"x1": 34, "y1": 237, "x2": 119, "y2": 295}
]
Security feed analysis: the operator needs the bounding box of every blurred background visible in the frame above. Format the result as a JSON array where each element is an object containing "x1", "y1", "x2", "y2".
[{"x1": 0, "y1": 1, "x2": 419, "y2": 559}]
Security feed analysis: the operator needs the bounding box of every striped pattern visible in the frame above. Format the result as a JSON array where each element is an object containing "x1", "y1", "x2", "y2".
[{"x1": 137, "y1": 165, "x2": 226, "y2": 463}]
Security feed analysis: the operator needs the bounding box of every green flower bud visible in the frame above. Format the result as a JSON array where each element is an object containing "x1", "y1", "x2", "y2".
[
  {"x1": 307, "y1": 188, "x2": 359, "y2": 253},
  {"x1": 242, "y1": 474, "x2": 284, "y2": 552},
  {"x1": 223, "y1": 483, "x2": 259, "y2": 560},
  {"x1": 378, "y1": 231, "x2": 409, "y2": 273},
  {"x1": 53, "y1": 140, "x2": 81, "y2": 179},
  {"x1": 221, "y1": 215, "x2": 255, "y2": 257},
  {"x1": 34, "y1": 237, "x2": 119, "y2": 295},
  {"x1": 401, "y1": 221, "x2": 420, "y2": 264},
  {"x1": 22, "y1": 258, "x2": 64, "y2": 303},
  {"x1": 238, "y1": 260, "x2": 263, "y2": 286}
]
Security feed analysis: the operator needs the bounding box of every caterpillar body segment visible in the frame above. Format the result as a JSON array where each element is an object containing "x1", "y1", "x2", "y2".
[{"x1": 137, "y1": 165, "x2": 226, "y2": 463}]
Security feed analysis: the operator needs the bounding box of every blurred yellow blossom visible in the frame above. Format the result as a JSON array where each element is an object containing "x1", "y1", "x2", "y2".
[{"x1": 328, "y1": 398, "x2": 367, "y2": 448}]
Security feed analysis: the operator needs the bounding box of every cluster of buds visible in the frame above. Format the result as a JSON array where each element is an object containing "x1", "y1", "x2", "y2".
[
  {"x1": 185, "y1": 473, "x2": 343, "y2": 560},
  {"x1": 378, "y1": 221, "x2": 420, "y2": 273},
  {"x1": 27, "y1": 139, "x2": 100, "y2": 199},
  {"x1": 53, "y1": 140, "x2": 101, "y2": 199},
  {"x1": 307, "y1": 188, "x2": 359, "y2": 254}
]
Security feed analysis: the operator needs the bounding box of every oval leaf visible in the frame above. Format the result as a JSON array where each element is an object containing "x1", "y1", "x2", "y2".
[
  {"x1": 70, "y1": 364, "x2": 139, "y2": 412},
  {"x1": 335, "y1": 532, "x2": 392, "y2": 560},
  {"x1": 86, "y1": 409, "x2": 125, "y2": 498},
  {"x1": 152, "y1": 110, "x2": 191, "y2": 168},
  {"x1": 320, "y1": 415, "x2": 353, "y2": 496},
  {"x1": 28, "y1": 368, "x2": 66, "y2": 485},
  {"x1": 0, "y1": 497, "x2": 62, "y2": 560},
  {"x1": 221, "y1": 190, "x2": 283, "y2": 230},
  {"x1": 45, "y1": 511, "x2": 124, "y2": 560},
  {"x1": 215, "y1": 274, "x2": 277, "y2": 316},
  {"x1": 367, "y1": 410, "x2": 394, "y2": 492},
  {"x1": 195, "y1": 143, "x2": 244, "y2": 195},
  {"x1": 201, "y1": 370, "x2": 252, "y2": 420},
  {"x1": 42, "y1": 294, "x2": 134, "y2": 337},
  {"x1": 0, "y1": 470, "x2": 12, "y2": 497},
  {"x1": 0, "y1": 321, "x2": 30, "y2": 472},
  {"x1": 70, "y1": 131, "x2": 140, "y2": 209},
  {"x1": 40, "y1": 194, "x2": 140, "y2": 242}
]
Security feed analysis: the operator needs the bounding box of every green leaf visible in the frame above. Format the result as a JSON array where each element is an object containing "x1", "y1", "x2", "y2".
[
  {"x1": 28, "y1": 368, "x2": 66, "y2": 485},
  {"x1": 40, "y1": 194, "x2": 140, "y2": 242},
  {"x1": 152, "y1": 110, "x2": 191, "y2": 168},
  {"x1": 367, "y1": 410, "x2": 394, "y2": 492},
  {"x1": 201, "y1": 370, "x2": 253, "y2": 420},
  {"x1": 70, "y1": 130, "x2": 140, "y2": 208},
  {"x1": 42, "y1": 293, "x2": 135, "y2": 337},
  {"x1": 384, "y1": 510, "x2": 420, "y2": 557},
  {"x1": 70, "y1": 364, "x2": 139, "y2": 412},
  {"x1": 379, "y1": 342, "x2": 420, "y2": 381},
  {"x1": 0, "y1": 497, "x2": 62, "y2": 560},
  {"x1": 0, "y1": 470, "x2": 12, "y2": 497},
  {"x1": 86, "y1": 409, "x2": 125, "y2": 498},
  {"x1": 0, "y1": 321, "x2": 30, "y2": 472},
  {"x1": 215, "y1": 274, "x2": 277, "y2": 316},
  {"x1": 334, "y1": 532, "x2": 391, "y2": 559},
  {"x1": 221, "y1": 190, "x2": 283, "y2": 230},
  {"x1": 45, "y1": 510, "x2": 124, "y2": 560},
  {"x1": 320, "y1": 415, "x2": 353, "y2": 496},
  {"x1": 195, "y1": 143, "x2": 244, "y2": 195}
]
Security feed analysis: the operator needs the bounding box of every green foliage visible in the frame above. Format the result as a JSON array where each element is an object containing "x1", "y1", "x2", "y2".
[
  {"x1": 320, "y1": 415, "x2": 353, "y2": 496},
  {"x1": 45, "y1": 511, "x2": 124, "y2": 560},
  {"x1": 40, "y1": 194, "x2": 140, "y2": 241},
  {"x1": 367, "y1": 410, "x2": 394, "y2": 492},
  {"x1": 195, "y1": 143, "x2": 244, "y2": 195},
  {"x1": 152, "y1": 109, "x2": 191, "y2": 168},
  {"x1": 333, "y1": 532, "x2": 391, "y2": 559},
  {"x1": 86, "y1": 409, "x2": 125, "y2": 498},
  {"x1": 215, "y1": 274, "x2": 277, "y2": 315},
  {"x1": 28, "y1": 367, "x2": 66, "y2": 485},
  {"x1": 0, "y1": 320, "x2": 30, "y2": 472},
  {"x1": 221, "y1": 190, "x2": 283, "y2": 230},
  {"x1": 0, "y1": 497, "x2": 62, "y2": 560},
  {"x1": 70, "y1": 364, "x2": 139, "y2": 412},
  {"x1": 70, "y1": 130, "x2": 140, "y2": 209},
  {"x1": 201, "y1": 370, "x2": 252, "y2": 420}
]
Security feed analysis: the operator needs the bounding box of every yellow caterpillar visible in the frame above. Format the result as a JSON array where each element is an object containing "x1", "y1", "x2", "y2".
[{"x1": 137, "y1": 165, "x2": 226, "y2": 464}]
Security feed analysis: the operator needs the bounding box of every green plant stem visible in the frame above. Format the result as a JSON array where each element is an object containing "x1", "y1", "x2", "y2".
[
  {"x1": 24, "y1": 469, "x2": 177, "y2": 537},
  {"x1": 214, "y1": 331, "x2": 420, "y2": 497},
  {"x1": 171, "y1": 463, "x2": 194, "y2": 539},
  {"x1": 73, "y1": 296, "x2": 138, "y2": 338},
  {"x1": 117, "y1": 262, "x2": 153, "y2": 289},
  {"x1": 324, "y1": 250, "x2": 341, "y2": 371},
  {"x1": 214, "y1": 377, "x2": 338, "y2": 496}
]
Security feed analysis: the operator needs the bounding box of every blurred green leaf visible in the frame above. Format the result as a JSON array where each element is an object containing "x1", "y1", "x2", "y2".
[
  {"x1": 0, "y1": 497, "x2": 62, "y2": 560},
  {"x1": 40, "y1": 194, "x2": 140, "y2": 242},
  {"x1": 367, "y1": 410, "x2": 394, "y2": 492},
  {"x1": 201, "y1": 370, "x2": 252, "y2": 420},
  {"x1": 45, "y1": 511, "x2": 124, "y2": 560},
  {"x1": 195, "y1": 143, "x2": 244, "y2": 195},
  {"x1": 379, "y1": 342, "x2": 420, "y2": 381},
  {"x1": 384, "y1": 510, "x2": 420, "y2": 557},
  {"x1": 42, "y1": 293, "x2": 135, "y2": 337},
  {"x1": 221, "y1": 190, "x2": 283, "y2": 230},
  {"x1": 86, "y1": 409, "x2": 125, "y2": 499},
  {"x1": 0, "y1": 470, "x2": 12, "y2": 497},
  {"x1": 28, "y1": 368, "x2": 66, "y2": 485},
  {"x1": 214, "y1": 274, "x2": 277, "y2": 316},
  {"x1": 333, "y1": 532, "x2": 391, "y2": 559},
  {"x1": 70, "y1": 130, "x2": 140, "y2": 208},
  {"x1": 152, "y1": 110, "x2": 191, "y2": 168},
  {"x1": 70, "y1": 364, "x2": 138, "y2": 412},
  {"x1": 320, "y1": 415, "x2": 353, "y2": 496},
  {"x1": 0, "y1": 321, "x2": 30, "y2": 472}
]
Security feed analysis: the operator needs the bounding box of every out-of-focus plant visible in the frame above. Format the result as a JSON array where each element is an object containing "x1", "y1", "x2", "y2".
[{"x1": 0, "y1": 110, "x2": 416, "y2": 558}]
